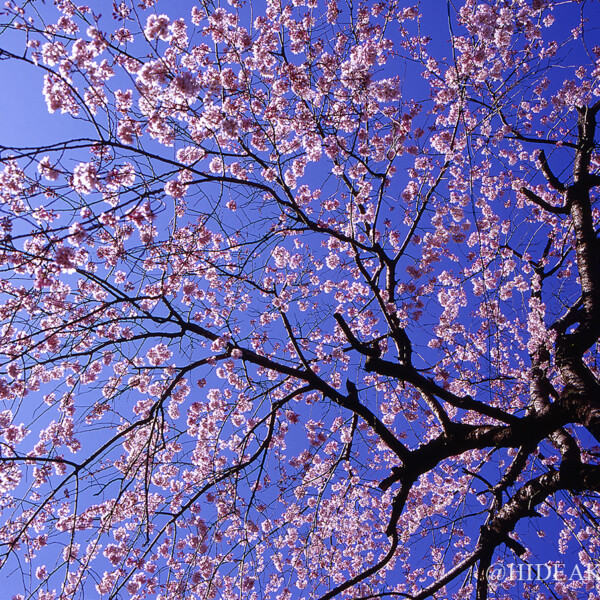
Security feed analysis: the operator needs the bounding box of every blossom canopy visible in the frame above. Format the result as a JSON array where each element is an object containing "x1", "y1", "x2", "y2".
[{"x1": 0, "y1": 1, "x2": 599, "y2": 600}]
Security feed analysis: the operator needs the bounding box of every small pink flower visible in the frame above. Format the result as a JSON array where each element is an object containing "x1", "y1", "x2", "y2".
[{"x1": 145, "y1": 14, "x2": 170, "y2": 41}]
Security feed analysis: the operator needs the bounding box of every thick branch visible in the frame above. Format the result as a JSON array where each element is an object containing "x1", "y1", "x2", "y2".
[
  {"x1": 519, "y1": 186, "x2": 567, "y2": 214},
  {"x1": 364, "y1": 356, "x2": 519, "y2": 425},
  {"x1": 538, "y1": 149, "x2": 566, "y2": 192},
  {"x1": 412, "y1": 463, "x2": 600, "y2": 600}
]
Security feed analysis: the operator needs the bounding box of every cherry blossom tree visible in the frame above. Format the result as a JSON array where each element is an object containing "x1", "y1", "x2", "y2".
[{"x1": 0, "y1": 0, "x2": 600, "y2": 598}]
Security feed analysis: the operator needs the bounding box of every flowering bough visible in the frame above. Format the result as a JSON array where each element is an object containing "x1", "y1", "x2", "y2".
[{"x1": 0, "y1": 0, "x2": 600, "y2": 599}]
